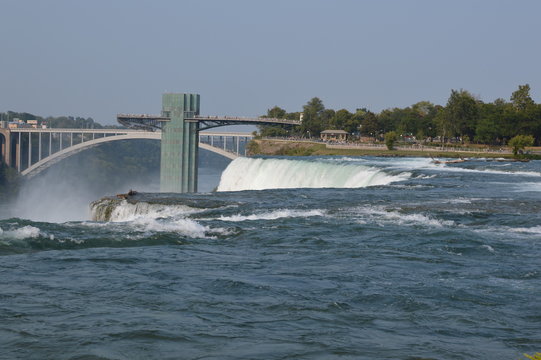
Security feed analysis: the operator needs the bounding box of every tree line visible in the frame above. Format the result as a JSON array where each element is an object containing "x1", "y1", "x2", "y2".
[{"x1": 259, "y1": 84, "x2": 541, "y2": 146}]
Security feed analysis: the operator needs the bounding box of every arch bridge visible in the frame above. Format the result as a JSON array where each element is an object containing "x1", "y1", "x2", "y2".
[{"x1": 0, "y1": 128, "x2": 253, "y2": 178}]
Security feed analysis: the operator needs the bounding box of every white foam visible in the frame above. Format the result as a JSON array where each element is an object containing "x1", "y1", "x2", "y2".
[
  {"x1": 216, "y1": 209, "x2": 325, "y2": 222},
  {"x1": 415, "y1": 174, "x2": 437, "y2": 179},
  {"x1": 351, "y1": 206, "x2": 454, "y2": 228},
  {"x1": 509, "y1": 226, "x2": 541, "y2": 235},
  {"x1": 446, "y1": 198, "x2": 472, "y2": 204},
  {"x1": 102, "y1": 201, "x2": 200, "y2": 222},
  {"x1": 329, "y1": 157, "x2": 368, "y2": 163},
  {"x1": 85, "y1": 213, "x2": 223, "y2": 239},
  {"x1": 0, "y1": 225, "x2": 41, "y2": 240},
  {"x1": 389, "y1": 157, "x2": 436, "y2": 168},
  {"x1": 217, "y1": 157, "x2": 410, "y2": 191},
  {"x1": 430, "y1": 164, "x2": 541, "y2": 177},
  {"x1": 482, "y1": 244, "x2": 495, "y2": 253},
  {"x1": 512, "y1": 182, "x2": 541, "y2": 192},
  {"x1": 473, "y1": 225, "x2": 541, "y2": 238},
  {"x1": 131, "y1": 217, "x2": 211, "y2": 238}
]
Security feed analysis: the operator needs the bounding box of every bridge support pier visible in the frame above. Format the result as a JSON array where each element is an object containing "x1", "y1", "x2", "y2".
[
  {"x1": 16, "y1": 132, "x2": 21, "y2": 171},
  {"x1": 28, "y1": 132, "x2": 32, "y2": 169},
  {"x1": 0, "y1": 129, "x2": 11, "y2": 167},
  {"x1": 160, "y1": 93, "x2": 200, "y2": 193}
]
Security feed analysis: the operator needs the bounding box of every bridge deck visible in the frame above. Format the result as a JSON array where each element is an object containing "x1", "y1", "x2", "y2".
[
  {"x1": 187, "y1": 116, "x2": 299, "y2": 125},
  {"x1": 116, "y1": 113, "x2": 300, "y2": 131},
  {"x1": 187, "y1": 116, "x2": 300, "y2": 130}
]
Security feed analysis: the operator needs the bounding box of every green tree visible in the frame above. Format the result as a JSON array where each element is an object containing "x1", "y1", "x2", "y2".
[
  {"x1": 475, "y1": 101, "x2": 506, "y2": 144},
  {"x1": 265, "y1": 106, "x2": 287, "y2": 119},
  {"x1": 434, "y1": 106, "x2": 449, "y2": 143},
  {"x1": 330, "y1": 109, "x2": 352, "y2": 130},
  {"x1": 359, "y1": 111, "x2": 380, "y2": 140},
  {"x1": 442, "y1": 89, "x2": 479, "y2": 141},
  {"x1": 378, "y1": 108, "x2": 399, "y2": 134},
  {"x1": 304, "y1": 97, "x2": 325, "y2": 114},
  {"x1": 301, "y1": 97, "x2": 325, "y2": 137},
  {"x1": 412, "y1": 101, "x2": 435, "y2": 117},
  {"x1": 285, "y1": 112, "x2": 302, "y2": 121},
  {"x1": 412, "y1": 101, "x2": 438, "y2": 140},
  {"x1": 258, "y1": 106, "x2": 288, "y2": 137},
  {"x1": 46, "y1": 115, "x2": 101, "y2": 129},
  {"x1": 508, "y1": 134, "x2": 534, "y2": 156},
  {"x1": 343, "y1": 109, "x2": 364, "y2": 136},
  {"x1": 384, "y1": 131, "x2": 398, "y2": 150},
  {"x1": 511, "y1": 84, "x2": 535, "y2": 111},
  {"x1": 259, "y1": 126, "x2": 288, "y2": 137},
  {"x1": 396, "y1": 107, "x2": 421, "y2": 135},
  {"x1": 320, "y1": 109, "x2": 335, "y2": 130},
  {"x1": 499, "y1": 102, "x2": 522, "y2": 140}
]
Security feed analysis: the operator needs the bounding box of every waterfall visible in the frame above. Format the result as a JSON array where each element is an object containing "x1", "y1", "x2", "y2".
[{"x1": 216, "y1": 157, "x2": 410, "y2": 191}]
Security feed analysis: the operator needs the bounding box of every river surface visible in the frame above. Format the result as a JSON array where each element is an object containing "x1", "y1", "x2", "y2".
[{"x1": 1, "y1": 156, "x2": 540, "y2": 359}]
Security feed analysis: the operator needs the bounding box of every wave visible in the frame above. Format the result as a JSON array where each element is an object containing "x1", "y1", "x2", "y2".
[
  {"x1": 128, "y1": 217, "x2": 211, "y2": 238},
  {"x1": 470, "y1": 223, "x2": 541, "y2": 240},
  {"x1": 508, "y1": 226, "x2": 541, "y2": 235},
  {"x1": 512, "y1": 182, "x2": 541, "y2": 192},
  {"x1": 0, "y1": 225, "x2": 42, "y2": 240},
  {"x1": 215, "y1": 209, "x2": 325, "y2": 222},
  {"x1": 481, "y1": 244, "x2": 495, "y2": 253},
  {"x1": 347, "y1": 206, "x2": 455, "y2": 228},
  {"x1": 76, "y1": 218, "x2": 220, "y2": 239},
  {"x1": 216, "y1": 157, "x2": 410, "y2": 191},
  {"x1": 431, "y1": 164, "x2": 541, "y2": 177}
]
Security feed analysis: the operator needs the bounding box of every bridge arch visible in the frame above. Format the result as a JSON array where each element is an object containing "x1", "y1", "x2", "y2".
[{"x1": 22, "y1": 132, "x2": 239, "y2": 178}]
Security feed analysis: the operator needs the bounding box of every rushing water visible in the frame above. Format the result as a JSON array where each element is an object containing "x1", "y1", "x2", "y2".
[{"x1": 1, "y1": 156, "x2": 540, "y2": 360}]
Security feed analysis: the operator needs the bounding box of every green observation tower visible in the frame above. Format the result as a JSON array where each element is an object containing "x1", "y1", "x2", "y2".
[{"x1": 160, "y1": 93, "x2": 200, "y2": 192}]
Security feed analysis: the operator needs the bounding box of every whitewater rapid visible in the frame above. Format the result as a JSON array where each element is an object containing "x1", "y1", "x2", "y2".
[{"x1": 216, "y1": 157, "x2": 410, "y2": 191}]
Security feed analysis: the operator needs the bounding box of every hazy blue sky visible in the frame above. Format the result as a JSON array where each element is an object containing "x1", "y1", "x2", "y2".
[{"x1": 1, "y1": 0, "x2": 540, "y2": 125}]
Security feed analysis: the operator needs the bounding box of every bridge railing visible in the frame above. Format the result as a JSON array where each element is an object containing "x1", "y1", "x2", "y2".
[
  {"x1": 199, "y1": 133, "x2": 253, "y2": 157},
  {"x1": 193, "y1": 115, "x2": 299, "y2": 123}
]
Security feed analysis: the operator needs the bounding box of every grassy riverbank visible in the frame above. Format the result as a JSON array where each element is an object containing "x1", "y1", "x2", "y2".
[{"x1": 248, "y1": 139, "x2": 541, "y2": 160}]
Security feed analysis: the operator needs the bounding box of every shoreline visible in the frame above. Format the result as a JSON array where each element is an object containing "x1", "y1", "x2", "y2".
[{"x1": 248, "y1": 139, "x2": 541, "y2": 160}]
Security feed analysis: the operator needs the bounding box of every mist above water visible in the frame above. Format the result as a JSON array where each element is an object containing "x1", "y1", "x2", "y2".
[{"x1": 10, "y1": 162, "x2": 160, "y2": 223}]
